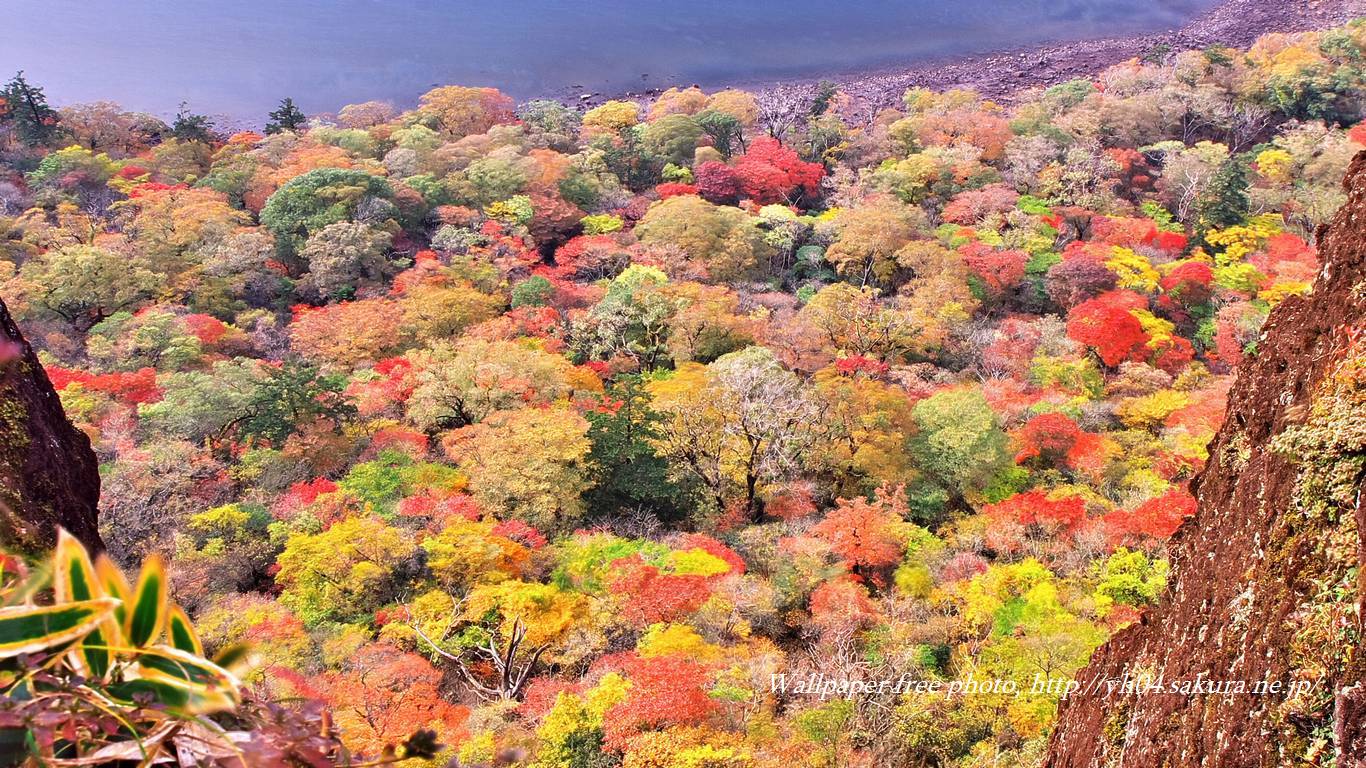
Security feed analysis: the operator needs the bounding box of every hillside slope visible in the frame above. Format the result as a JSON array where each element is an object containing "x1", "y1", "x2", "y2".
[
  {"x1": 1045, "y1": 153, "x2": 1366, "y2": 765},
  {"x1": 0, "y1": 297, "x2": 103, "y2": 553}
]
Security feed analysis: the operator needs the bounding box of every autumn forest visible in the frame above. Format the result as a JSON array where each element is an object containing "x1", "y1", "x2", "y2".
[{"x1": 1, "y1": 13, "x2": 1365, "y2": 768}]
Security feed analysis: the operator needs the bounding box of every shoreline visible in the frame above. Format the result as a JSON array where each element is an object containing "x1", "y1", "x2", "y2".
[{"x1": 557, "y1": 0, "x2": 1363, "y2": 122}]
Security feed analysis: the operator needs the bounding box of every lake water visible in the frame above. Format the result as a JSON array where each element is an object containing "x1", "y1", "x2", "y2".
[{"x1": 0, "y1": 0, "x2": 1219, "y2": 122}]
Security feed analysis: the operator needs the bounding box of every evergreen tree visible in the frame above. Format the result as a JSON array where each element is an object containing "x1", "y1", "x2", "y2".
[
  {"x1": 264, "y1": 97, "x2": 307, "y2": 134},
  {"x1": 583, "y1": 376, "x2": 688, "y2": 523},
  {"x1": 1, "y1": 71, "x2": 60, "y2": 147},
  {"x1": 695, "y1": 109, "x2": 744, "y2": 158},
  {"x1": 1197, "y1": 157, "x2": 1250, "y2": 235},
  {"x1": 171, "y1": 101, "x2": 216, "y2": 143},
  {"x1": 810, "y1": 79, "x2": 839, "y2": 116}
]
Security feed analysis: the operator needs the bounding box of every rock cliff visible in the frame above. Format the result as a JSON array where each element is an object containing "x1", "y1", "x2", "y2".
[{"x1": 0, "y1": 298, "x2": 103, "y2": 554}]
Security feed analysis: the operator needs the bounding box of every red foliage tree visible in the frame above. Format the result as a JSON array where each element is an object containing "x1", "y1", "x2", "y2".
[
  {"x1": 765, "y1": 483, "x2": 819, "y2": 521},
  {"x1": 1253, "y1": 232, "x2": 1317, "y2": 284},
  {"x1": 983, "y1": 489, "x2": 1087, "y2": 538},
  {"x1": 1013, "y1": 412, "x2": 1083, "y2": 466},
  {"x1": 1066, "y1": 290, "x2": 1150, "y2": 367},
  {"x1": 527, "y1": 192, "x2": 585, "y2": 249},
  {"x1": 48, "y1": 366, "x2": 162, "y2": 406},
  {"x1": 366, "y1": 426, "x2": 428, "y2": 459},
  {"x1": 1104, "y1": 487, "x2": 1195, "y2": 542},
  {"x1": 938, "y1": 551, "x2": 989, "y2": 583},
  {"x1": 518, "y1": 677, "x2": 582, "y2": 721},
  {"x1": 811, "y1": 486, "x2": 907, "y2": 586},
  {"x1": 182, "y1": 314, "x2": 229, "y2": 346},
  {"x1": 609, "y1": 556, "x2": 711, "y2": 627},
  {"x1": 808, "y1": 577, "x2": 880, "y2": 635},
  {"x1": 395, "y1": 492, "x2": 481, "y2": 526},
  {"x1": 960, "y1": 244, "x2": 1029, "y2": 299},
  {"x1": 322, "y1": 645, "x2": 469, "y2": 757},
  {"x1": 941, "y1": 184, "x2": 1019, "y2": 225},
  {"x1": 694, "y1": 161, "x2": 741, "y2": 204},
  {"x1": 731, "y1": 137, "x2": 824, "y2": 204},
  {"x1": 1160, "y1": 261, "x2": 1214, "y2": 307},
  {"x1": 655, "y1": 182, "x2": 698, "y2": 199},
  {"x1": 833, "y1": 354, "x2": 892, "y2": 378},
  {"x1": 980, "y1": 317, "x2": 1042, "y2": 378},
  {"x1": 1150, "y1": 230, "x2": 1188, "y2": 254},
  {"x1": 346, "y1": 356, "x2": 417, "y2": 417},
  {"x1": 551, "y1": 235, "x2": 631, "y2": 281},
  {"x1": 1091, "y1": 215, "x2": 1157, "y2": 247},
  {"x1": 604, "y1": 654, "x2": 717, "y2": 750},
  {"x1": 1104, "y1": 149, "x2": 1156, "y2": 199},
  {"x1": 1148, "y1": 334, "x2": 1195, "y2": 374},
  {"x1": 491, "y1": 518, "x2": 548, "y2": 549},
  {"x1": 1012, "y1": 411, "x2": 1113, "y2": 479},
  {"x1": 1046, "y1": 255, "x2": 1118, "y2": 310}
]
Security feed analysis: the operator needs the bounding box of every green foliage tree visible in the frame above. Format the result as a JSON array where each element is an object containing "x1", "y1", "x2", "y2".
[
  {"x1": 260, "y1": 167, "x2": 395, "y2": 259},
  {"x1": 583, "y1": 376, "x2": 688, "y2": 522},
  {"x1": 171, "y1": 101, "x2": 217, "y2": 143},
  {"x1": 1, "y1": 70, "x2": 60, "y2": 146},
  {"x1": 641, "y1": 114, "x2": 703, "y2": 167},
  {"x1": 264, "y1": 96, "x2": 307, "y2": 134},
  {"x1": 453, "y1": 406, "x2": 594, "y2": 532},
  {"x1": 406, "y1": 338, "x2": 572, "y2": 430},
  {"x1": 695, "y1": 109, "x2": 745, "y2": 158},
  {"x1": 1197, "y1": 156, "x2": 1250, "y2": 236},
  {"x1": 796, "y1": 700, "x2": 855, "y2": 768},
  {"x1": 18, "y1": 245, "x2": 162, "y2": 331},
  {"x1": 276, "y1": 517, "x2": 417, "y2": 624},
  {"x1": 1093, "y1": 548, "x2": 1170, "y2": 608},
  {"x1": 634, "y1": 194, "x2": 774, "y2": 282},
  {"x1": 297, "y1": 221, "x2": 394, "y2": 301},
  {"x1": 570, "y1": 264, "x2": 676, "y2": 370},
  {"x1": 910, "y1": 387, "x2": 1011, "y2": 506},
  {"x1": 140, "y1": 359, "x2": 354, "y2": 450}
]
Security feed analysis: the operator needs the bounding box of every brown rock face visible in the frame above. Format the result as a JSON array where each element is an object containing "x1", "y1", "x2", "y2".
[
  {"x1": 1044, "y1": 156, "x2": 1366, "y2": 765},
  {"x1": 0, "y1": 298, "x2": 103, "y2": 554}
]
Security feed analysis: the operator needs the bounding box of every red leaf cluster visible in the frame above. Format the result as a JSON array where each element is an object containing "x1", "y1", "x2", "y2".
[
  {"x1": 812, "y1": 488, "x2": 907, "y2": 584},
  {"x1": 1104, "y1": 487, "x2": 1195, "y2": 542},
  {"x1": 609, "y1": 555, "x2": 711, "y2": 626},
  {"x1": 731, "y1": 137, "x2": 824, "y2": 204},
  {"x1": 1066, "y1": 290, "x2": 1150, "y2": 367},
  {"x1": 655, "y1": 182, "x2": 698, "y2": 199},
  {"x1": 46, "y1": 366, "x2": 163, "y2": 405},
  {"x1": 604, "y1": 654, "x2": 717, "y2": 750},
  {"x1": 984, "y1": 490, "x2": 1088, "y2": 537},
  {"x1": 960, "y1": 243, "x2": 1028, "y2": 298}
]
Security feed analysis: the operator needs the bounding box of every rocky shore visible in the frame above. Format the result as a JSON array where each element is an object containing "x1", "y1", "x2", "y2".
[{"x1": 580, "y1": 0, "x2": 1363, "y2": 123}]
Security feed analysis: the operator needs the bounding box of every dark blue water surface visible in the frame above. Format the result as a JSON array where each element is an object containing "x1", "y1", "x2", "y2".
[{"x1": 0, "y1": 0, "x2": 1218, "y2": 121}]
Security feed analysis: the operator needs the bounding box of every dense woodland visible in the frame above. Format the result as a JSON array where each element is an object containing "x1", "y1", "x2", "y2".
[{"x1": 1, "y1": 19, "x2": 1364, "y2": 767}]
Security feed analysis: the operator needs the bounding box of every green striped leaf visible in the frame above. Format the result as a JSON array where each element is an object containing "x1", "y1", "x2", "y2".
[
  {"x1": 52, "y1": 529, "x2": 114, "y2": 678},
  {"x1": 166, "y1": 604, "x2": 202, "y2": 655},
  {"x1": 53, "y1": 528, "x2": 99, "y2": 603},
  {"x1": 211, "y1": 642, "x2": 251, "y2": 672},
  {"x1": 0, "y1": 598, "x2": 119, "y2": 659},
  {"x1": 75, "y1": 624, "x2": 113, "y2": 680},
  {"x1": 134, "y1": 645, "x2": 241, "y2": 714},
  {"x1": 107, "y1": 677, "x2": 191, "y2": 710},
  {"x1": 95, "y1": 554, "x2": 130, "y2": 630},
  {"x1": 124, "y1": 555, "x2": 166, "y2": 648}
]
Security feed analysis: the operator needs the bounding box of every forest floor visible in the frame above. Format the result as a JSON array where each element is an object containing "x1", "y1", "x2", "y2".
[{"x1": 578, "y1": 0, "x2": 1365, "y2": 122}]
